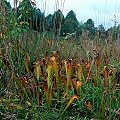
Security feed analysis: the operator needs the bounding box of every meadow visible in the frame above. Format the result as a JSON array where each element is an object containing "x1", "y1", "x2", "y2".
[{"x1": 0, "y1": 0, "x2": 120, "y2": 120}]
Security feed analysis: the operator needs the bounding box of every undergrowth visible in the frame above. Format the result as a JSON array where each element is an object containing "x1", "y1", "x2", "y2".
[{"x1": 0, "y1": 0, "x2": 120, "y2": 120}]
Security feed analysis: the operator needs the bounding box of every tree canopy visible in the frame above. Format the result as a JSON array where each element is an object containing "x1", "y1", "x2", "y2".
[{"x1": 2, "y1": 0, "x2": 120, "y2": 39}]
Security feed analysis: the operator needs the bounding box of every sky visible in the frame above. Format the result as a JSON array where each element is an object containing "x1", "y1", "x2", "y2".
[{"x1": 8, "y1": 0, "x2": 120, "y2": 29}]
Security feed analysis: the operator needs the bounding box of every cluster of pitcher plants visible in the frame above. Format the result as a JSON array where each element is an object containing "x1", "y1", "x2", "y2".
[{"x1": 0, "y1": 40, "x2": 120, "y2": 119}]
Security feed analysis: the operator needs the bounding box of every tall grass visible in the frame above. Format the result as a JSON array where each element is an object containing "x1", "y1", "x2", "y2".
[{"x1": 0, "y1": 0, "x2": 120, "y2": 119}]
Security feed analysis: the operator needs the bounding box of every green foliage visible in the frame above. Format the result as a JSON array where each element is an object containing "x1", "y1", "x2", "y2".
[
  {"x1": 17, "y1": 0, "x2": 45, "y2": 31},
  {"x1": 53, "y1": 9, "x2": 64, "y2": 35},
  {"x1": 2, "y1": 0, "x2": 12, "y2": 9},
  {"x1": 0, "y1": 1, "x2": 120, "y2": 120},
  {"x1": 98, "y1": 24, "x2": 105, "y2": 34},
  {"x1": 83, "y1": 19, "x2": 95, "y2": 36},
  {"x1": 45, "y1": 14, "x2": 54, "y2": 31},
  {"x1": 62, "y1": 19, "x2": 79, "y2": 35},
  {"x1": 60, "y1": 10, "x2": 80, "y2": 36},
  {"x1": 65, "y1": 10, "x2": 77, "y2": 21},
  {"x1": 3, "y1": 0, "x2": 120, "y2": 38}
]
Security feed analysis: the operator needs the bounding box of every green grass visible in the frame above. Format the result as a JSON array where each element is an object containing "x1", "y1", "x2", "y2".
[
  {"x1": 0, "y1": 2, "x2": 120, "y2": 119},
  {"x1": 1, "y1": 31, "x2": 120, "y2": 119}
]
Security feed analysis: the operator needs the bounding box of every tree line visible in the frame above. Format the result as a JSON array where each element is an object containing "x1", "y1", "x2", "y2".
[{"x1": 2, "y1": 0, "x2": 120, "y2": 39}]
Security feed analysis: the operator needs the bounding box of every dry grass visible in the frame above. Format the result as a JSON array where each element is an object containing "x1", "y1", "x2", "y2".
[{"x1": 0, "y1": 0, "x2": 120, "y2": 119}]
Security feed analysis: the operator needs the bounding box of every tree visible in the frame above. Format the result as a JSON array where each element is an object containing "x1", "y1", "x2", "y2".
[
  {"x1": 83, "y1": 19, "x2": 95, "y2": 36},
  {"x1": 65, "y1": 10, "x2": 77, "y2": 21},
  {"x1": 45, "y1": 9, "x2": 64, "y2": 36},
  {"x1": 98, "y1": 24, "x2": 105, "y2": 35},
  {"x1": 76, "y1": 21, "x2": 83, "y2": 37},
  {"x1": 17, "y1": 0, "x2": 45, "y2": 31},
  {"x1": 62, "y1": 19, "x2": 79, "y2": 35},
  {"x1": 61, "y1": 10, "x2": 79, "y2": 36},
  {"x1": 53, "y1": 9, "x2": 64, "y2": 35},
  {"x1": 0, "y1": 0, "x2": 12, "y2": 19},
  {"x1": 32, "y1": 7, "x2": 45, "y2": 31},
  {"x1": 45, "y1": 14, "x2": 54, "y2": 31},
  {"x1": 105, "y1": 24, "x2": 120, "y2": 41},
  {"x1": 17, "y1": 0, "x2": 33, "y2": 28},
  {"x1": 0, "y1": 0, "x2": 12, "y2": 35},
  {"x1": 2, "y1": 0, "x2": 12, "y2": 9}
]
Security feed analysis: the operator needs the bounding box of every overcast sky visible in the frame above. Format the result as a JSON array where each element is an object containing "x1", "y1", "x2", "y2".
[{"x1": 8, "y1": 0, "x2": 120, "y2": 29}]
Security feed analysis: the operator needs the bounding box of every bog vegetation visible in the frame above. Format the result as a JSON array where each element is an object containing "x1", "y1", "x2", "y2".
[{"x1": 0, "y1": 0, "x2": 120, "y2": 119}]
